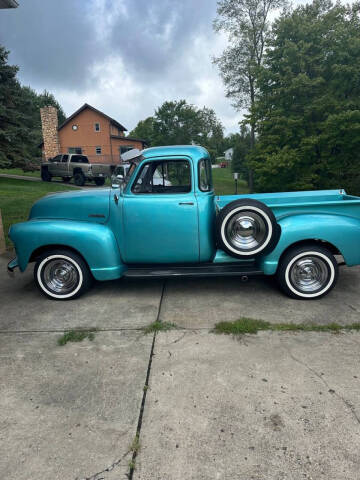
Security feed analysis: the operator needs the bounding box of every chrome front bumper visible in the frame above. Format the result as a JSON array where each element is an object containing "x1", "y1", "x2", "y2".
[{"x1": 7, "y1": 257, "x2": 19, "y2": 278}]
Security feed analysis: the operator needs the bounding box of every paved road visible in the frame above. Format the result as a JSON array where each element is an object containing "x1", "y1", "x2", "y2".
[
  {"x1": 0, "y1": 173, "x2": 99, "y2": 188},
  {"x1": 1, "y1": 253, "x2": 360, "y2": 479}
]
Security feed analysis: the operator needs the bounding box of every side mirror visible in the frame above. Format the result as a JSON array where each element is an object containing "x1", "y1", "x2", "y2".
[{"x1": 112, "y1": 173, "x2": 124, "y2": 189}]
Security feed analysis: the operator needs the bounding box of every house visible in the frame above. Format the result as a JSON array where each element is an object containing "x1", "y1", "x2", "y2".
[
  {"x1": 224, "y1": 147, "x2": 234, "y2": 162},
  {"x1": 39, "y1": 103, "x2": 147, "y2": 164}
]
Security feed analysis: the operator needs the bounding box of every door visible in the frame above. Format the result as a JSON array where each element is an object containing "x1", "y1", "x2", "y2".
[
  {"x1": 49, "y1": 154, "x2": 63, "y2": 175},
  {"x1": 58, "y1": 154, "x2": 69, "y2": 177},
  {"x1": 122, "y1": 158, "x2": 199, "y2": 263}
]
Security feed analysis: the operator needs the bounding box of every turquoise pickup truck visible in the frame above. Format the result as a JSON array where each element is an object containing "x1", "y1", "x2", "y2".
[{"x1": 7, "y1": 145, "x2": 360, "y2": 300}]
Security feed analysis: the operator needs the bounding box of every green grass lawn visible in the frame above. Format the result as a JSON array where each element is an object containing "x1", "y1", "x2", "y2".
[
  {"x1": 212, "y1": 167, "x2": 248, "y2": 195},
  {"x1": 0, "y1": 177, "x2": 79, "y2": 247},
  {"x1": 0, "y1": 168, "x2": 41, "y2": 178}
]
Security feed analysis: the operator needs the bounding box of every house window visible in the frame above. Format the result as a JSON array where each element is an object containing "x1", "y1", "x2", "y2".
[
  {"x1": 95, "y1": 146, "x2": 102, "y2": 155},
  {"x1": 68, "y1": 147, "x2": 82, "y2": 154},
  {"x1": 94, "y1": 123, "x2": 100, "y2": 132}
]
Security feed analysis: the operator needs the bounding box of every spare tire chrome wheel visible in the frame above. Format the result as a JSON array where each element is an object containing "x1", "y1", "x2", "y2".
[
  {"x1": 216, "y1": 199, "x2": 280, "y2": 258},
  {"x1": 277, "y1": 244, "x2": 338, "y2": 300},
  {"x1": 34, "y1": 249, "x2": 93, "y2": 300}
]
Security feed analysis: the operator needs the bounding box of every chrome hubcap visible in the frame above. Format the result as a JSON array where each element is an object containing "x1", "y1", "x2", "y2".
[
  {"x1": 42, "y1": 259, "x2": 79, "y2": 294},
  {"x1": 290, "y1": 256, "x2": 328, "y2": 292},
  {"x1": 227, "y1": 212, "x2": 267, "y2": 250}
]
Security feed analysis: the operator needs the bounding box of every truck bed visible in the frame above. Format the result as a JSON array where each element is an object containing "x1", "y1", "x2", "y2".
[{"x1": 216, "y1": 189, "x2": 360, "y2": 219}]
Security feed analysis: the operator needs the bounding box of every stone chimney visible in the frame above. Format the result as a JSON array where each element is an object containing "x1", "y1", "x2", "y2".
[{"x1": 40, "y1": 106, "x2": 60, "y2": 159}]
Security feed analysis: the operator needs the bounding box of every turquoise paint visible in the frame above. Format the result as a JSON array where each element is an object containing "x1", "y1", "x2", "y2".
[
  {"x1": 7, "y1": 145, "x2": 360, "y2": 282},
  {"x1": 29, "y1": 188, "x2": 110, "y2": 224},
  {"x1": 260, "y1": 213, "x2": 360, "y2": 275},
  {"x1": 121, "y1": 155, "x2": 199, "y2": 263},
  {"x1": 9, "y1": 219, "x2": 125, "y2": 281},
  {"x1": 213, "y1": 250, "x2": 254, "y2": 264}
]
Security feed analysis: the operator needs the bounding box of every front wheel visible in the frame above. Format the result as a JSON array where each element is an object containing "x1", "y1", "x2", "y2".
[
  {"x1": 277, "y1": 244, "x2": 338, "y2": 300},
  {"x1": 41, "y1": 168, "x2": 52, "y2": 182},
  {"x1": 74, "y1": 172, "x2": 85, "y2": 186},
  {"x1": 34, "y1": 249, "x2": 93, "y2": 300}
]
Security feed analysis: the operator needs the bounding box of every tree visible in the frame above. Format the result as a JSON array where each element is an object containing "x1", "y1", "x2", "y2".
[
  {"x1": 0, "y1": 46, "x2": 24, "y2": 167},
  {"x1": 130, "y1": 100, "x2": 224, "y2": 161},
  {"x1": 231, "y1": 126, "x2": 252, "y2": 180},
  {"x1": 213, "y1": 0, "x2": 288, "y2": 191},
  {"x1": 129, "y1": 116, "x2": 156, "y2": 144},
  {"x1": 0, "y1": 45, "x2": 66, "y2": 168},
  {"x1": 250, "y1": 0, "x2": 360, "y2": 195}
]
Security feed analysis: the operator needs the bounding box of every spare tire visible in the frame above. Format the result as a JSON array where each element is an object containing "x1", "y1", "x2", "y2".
[{"x1": 216, "y1": 199, "x2": 280, "y2": 258}]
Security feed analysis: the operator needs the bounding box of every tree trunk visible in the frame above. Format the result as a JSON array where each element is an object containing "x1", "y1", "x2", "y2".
[
  {"x1": 248, "y1": 80, "x2": 256, "y2": 193},
  {"x1": 248, "y1": 122, "x2": 255, "y2": 193}
]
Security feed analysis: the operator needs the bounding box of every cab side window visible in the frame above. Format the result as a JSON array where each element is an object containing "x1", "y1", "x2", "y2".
[{"x1": 132, "y1": 160, "x2": 191, "y2": 194}]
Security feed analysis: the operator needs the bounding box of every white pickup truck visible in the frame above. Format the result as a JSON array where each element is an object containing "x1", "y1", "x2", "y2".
[{"x1": 41, "y1": 154, "x2": 115, "y2": 186}]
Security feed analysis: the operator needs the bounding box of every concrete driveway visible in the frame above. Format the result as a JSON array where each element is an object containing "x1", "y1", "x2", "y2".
[{"x1": 1, "y1": 253, "x2": 360, "y2": 479}]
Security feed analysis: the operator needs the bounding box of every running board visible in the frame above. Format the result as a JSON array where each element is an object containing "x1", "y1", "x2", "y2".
[{"x1": 123, "y1": 264, "x2": 263, "y2": 279}]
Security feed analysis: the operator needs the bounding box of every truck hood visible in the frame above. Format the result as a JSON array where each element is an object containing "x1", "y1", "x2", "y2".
[{"x1": 29, "y1": 188, "x2": 110, "y2": 223}]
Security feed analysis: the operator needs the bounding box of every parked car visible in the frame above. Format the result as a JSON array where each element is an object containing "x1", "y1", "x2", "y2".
[
  {"x1": 8, "y1": 145, "x2": 360, "y2": 300},
  {"x1": 41, "y1": 154, "x2": 115, "y2": 186},
  {"x1": 220, "y1": 162, "x2": 227, "y2": 168}
]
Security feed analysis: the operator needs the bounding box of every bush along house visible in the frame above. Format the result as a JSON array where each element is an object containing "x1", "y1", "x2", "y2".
[{"x1": 39, "y1": 103, "x2": 147, "y2": 165}]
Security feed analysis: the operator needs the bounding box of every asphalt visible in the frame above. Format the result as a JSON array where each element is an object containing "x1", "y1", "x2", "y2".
[
  {"x1": 0, "y1": 173, "x2": 99, "y2": 188},
  {"x1": 1, "y1": 253, "x2": 360, "y2": 479}
]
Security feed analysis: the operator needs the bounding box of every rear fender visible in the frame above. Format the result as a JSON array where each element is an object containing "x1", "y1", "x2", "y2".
[
  {"x1": 259, "y1": 213, "x2": 360, "y2": 275},
  {"x1": 9, "y1": 220, "x2": 126, "y2": 281}
]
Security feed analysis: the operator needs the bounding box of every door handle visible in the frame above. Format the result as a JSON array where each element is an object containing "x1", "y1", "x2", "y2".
[{"x1": 179, "y1": 202, "x2": 194, "y2": 205}]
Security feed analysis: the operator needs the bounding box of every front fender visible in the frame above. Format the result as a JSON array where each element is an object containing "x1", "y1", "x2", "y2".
[
  {"x1": 259, "y1": 213, "x2": 360, "y2": 275},
  {"x1": 9, "y1": 219, "x2": 126, "y2": 281}
]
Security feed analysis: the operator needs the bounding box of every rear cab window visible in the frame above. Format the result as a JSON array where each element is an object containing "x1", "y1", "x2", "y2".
[
  {"x1": 131, "y1": 159, "x2": 192, "y2": 194},
  {"x1": 71, "y1": 155, "x2": 89, "y2": 164},
  {"x1": 198, "y1": 158, "x2": 213, "y2": 192}
]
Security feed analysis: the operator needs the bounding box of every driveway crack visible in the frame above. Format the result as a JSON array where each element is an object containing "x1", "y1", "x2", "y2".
[
  {"x1": 127, "y1": 280, "x2": 166, "y2": 479},
  {"x1": 76, "y1": 281, "x2": 166, "y2": 480},
  {"x1": 76, "y1": 450, "x2": 131, "y2": 480}
]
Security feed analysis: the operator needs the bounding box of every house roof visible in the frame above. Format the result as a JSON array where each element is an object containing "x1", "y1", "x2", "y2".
[
  {"x1": 110, "y1": 134, "x2": 148, "y2": 145},
  {"x1": 58, "y1": 103, "x2": 127, "y2": 132}
]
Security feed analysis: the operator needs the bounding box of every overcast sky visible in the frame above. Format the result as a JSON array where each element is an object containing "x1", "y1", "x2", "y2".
[{"x1": 0, "y1": 0, "x2": 246, "y2": 134}]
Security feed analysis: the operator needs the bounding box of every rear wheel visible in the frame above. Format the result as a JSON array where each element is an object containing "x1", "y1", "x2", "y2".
[
  {"x1": 94, "y1": 177, "x2": 105, "y2": 186},
  {"x1": 74, "y1": 172, "x2": 85, "y2": 186},
  {"x1": 41, "y1": 168, "x2": 52, "y2": 182},
  {"x1": 277, "y1": 244, "x2": 338, "y2": 299},
  {"x1": 34, "y1": 249, "x2": 93, "y2": 300}
]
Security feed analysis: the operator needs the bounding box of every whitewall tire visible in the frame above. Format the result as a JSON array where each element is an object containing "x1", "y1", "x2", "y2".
[
  {"x1": 277, "y1": 244, "x2": 338, "y2": 300},
  {"x1": 34, "y1": 249, "x2": 93, "y2": 300},
  {"x1": 216, "y1": 199, "x2": 280, "y2": 258}
]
